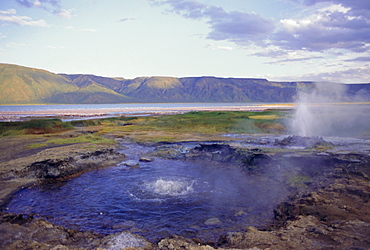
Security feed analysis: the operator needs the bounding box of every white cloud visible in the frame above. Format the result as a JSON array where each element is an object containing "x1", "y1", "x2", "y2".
[
  {"x1": 152, "y1": 0, "x2": 274, "y2": 45},
  {"x1": 33, "y1": 0, "x2": 42, "y2": 7},
  {"x1": 0, "y1": 9, "x2": 17, "y2": 15},
  {"x1": 15, "y1": 0, "x2": 75, "y2": 19},
  {"x1": 273, "y1": 2, "x2": 370, "y2": 53},
  {"x1": 153, "y1": 0, "x2": 370, "y2": 58},
  {"x1": 300, "y1": 66, "x2": 370, "y2": 83},
  {"x1": 217, "y1": 45, "x2": 233, "y2": 51},
  {"x1": 55, "y1": 9, "x2": 74, "y2": 19},
  {"x1": 252, "y1": 46, "x2": 324, "y2": 64},
  {"x1": 205, "y1": 43, "x2": 233, "y2": 51},
  {"x1": 318, "y1": 4, "x2": 350, "y2": 13},
  {"x1": 0, "y1": 9, "x2": 49, "y2": 27}
]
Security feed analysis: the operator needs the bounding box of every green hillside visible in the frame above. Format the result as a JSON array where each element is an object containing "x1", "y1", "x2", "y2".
[
  {"x1": 44, "y1": 83, "x2": 131, "y2": 104},
  {"x1": 0, "y1": 64, "x2": 129, "y2": 104},
  {"x1": 0, "y1": 64, "x2": 78, "y2": 104},
  {"x1": 0, "y1": 64, "x2": 369, "y2": 104}
]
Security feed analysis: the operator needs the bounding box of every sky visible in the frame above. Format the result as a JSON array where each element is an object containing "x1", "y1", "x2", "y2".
[{"x1": 0, "y1": 0, "x2": 370, "y2": 83}]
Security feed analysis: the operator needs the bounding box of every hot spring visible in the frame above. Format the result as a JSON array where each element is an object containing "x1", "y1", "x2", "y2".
[{"x1": 4, "y1": 142, "x2": 289, "y2": 242}]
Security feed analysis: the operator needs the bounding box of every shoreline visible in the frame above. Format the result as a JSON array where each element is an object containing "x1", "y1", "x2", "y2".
[
  {"x1": 0, "y1": 104, "x2": 293, "y2": 122},
  {"x1": 0, "y1": 105, "x2": 292, "y2": 122},
  {"x1": 1, "y1": 102, "x2": 368, "y2": 121},
  {"x1": 0, "y1": 104, "x2": 291, "y2": 114}
]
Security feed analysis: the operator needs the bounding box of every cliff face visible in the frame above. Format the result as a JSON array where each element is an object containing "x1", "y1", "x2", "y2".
[{"x1": 1, "y1": 63, "x2": 369, "y2": 104}]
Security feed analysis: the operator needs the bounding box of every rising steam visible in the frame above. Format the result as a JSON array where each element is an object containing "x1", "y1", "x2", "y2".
[{"x1": 290, "y1": 82, "x2": 370, "y2": 137}]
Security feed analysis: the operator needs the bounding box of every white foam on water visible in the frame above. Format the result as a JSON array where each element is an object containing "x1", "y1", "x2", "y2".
[{"x1": 146, "y1": 178, "x2": 195, "y2": 196}]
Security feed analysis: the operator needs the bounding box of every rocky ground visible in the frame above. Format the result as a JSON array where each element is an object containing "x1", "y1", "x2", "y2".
[
  {"x1": 151, "y1": 138, "x2": 370, "y2": 249},
  {"x1": 0, "y1": 134, "x2": 369, "y2": 249}
]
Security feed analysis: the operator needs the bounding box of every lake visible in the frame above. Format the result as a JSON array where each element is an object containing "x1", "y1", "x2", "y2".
[{"x1": 0, "y1": 103, "x2": 292, "y2": 121}]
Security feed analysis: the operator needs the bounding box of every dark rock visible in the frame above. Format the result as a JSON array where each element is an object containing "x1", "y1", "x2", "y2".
[
  {"x1": 186, "y1": 144, "x2": 236, "y2": 162},
  {"x1": 274, "y1": 135, "x2": 334, "y2": 149},
  {"x1": 23, "y1": 158, "x2": 75, "y2": 179},
  {"x1": 19, "y1": 149, "x2": 125, "y2": 179},
  {"x1": 0, "y1": 212, "x2": 105, "y2": 249},
  {"x1": 0, "y1": 212, "x2": 33, "y2": 225}
]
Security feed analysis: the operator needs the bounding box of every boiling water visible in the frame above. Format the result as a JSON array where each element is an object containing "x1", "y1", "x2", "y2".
[{"x1": 5, "y1": 143, "x2": 288, "y2": 242}]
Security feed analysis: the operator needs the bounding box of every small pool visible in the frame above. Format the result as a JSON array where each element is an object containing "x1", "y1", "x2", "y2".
[{"x1": 5, "y1": 143, "x2": 289, "y2": 242}]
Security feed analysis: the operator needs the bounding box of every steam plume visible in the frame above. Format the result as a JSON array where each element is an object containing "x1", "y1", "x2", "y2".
[{"x1": 291, "y1": 82, "x2": 370, "y2": 137}]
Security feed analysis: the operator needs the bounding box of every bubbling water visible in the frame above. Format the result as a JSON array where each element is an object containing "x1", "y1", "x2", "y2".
[
  {"x1": 146, "y1": 178, "x2": 194, "y2": 196},
  {"x1": 4, "y1": 143, "x2": 290, "y2": 242}
]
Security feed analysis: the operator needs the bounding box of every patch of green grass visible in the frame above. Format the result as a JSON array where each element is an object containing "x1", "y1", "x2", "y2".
[
  {"x1": 46, "y1": 134, "x2": 116, "y2": 145},
  {"x1": 70, "y1": 119, "x2": 102, "y2": 127},
  {"x1": 0, "y1": 110, "x2": 289, "y2": 143},
  {"x1": 25, "y1": 143, "x2": 48, "y2": 149},
  {"x1": 146, "y1": 110, "x2": 288, "y2": 134},
  {"x1": 22, "y1": 134, "x2": 116, "y2": 149},
  {"x1": 248, "y1": 114, "x2": 280, "y2": 120},
  {"x1": 0, "y1": 118, "x2": 74, "y2": 136},
  {"x1": 0, "y1": 129, "x2": 27, "y2": 136},
  {"x1": 146, "y1": 136, "x2": 178, "y2": 143}
]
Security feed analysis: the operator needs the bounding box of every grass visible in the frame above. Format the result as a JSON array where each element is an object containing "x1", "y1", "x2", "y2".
[
  {"x1": 0, "y1": 110, "x2": 290, "y2": 143},
  {"x1": 24, "y1": 133, "x2": 116, "y2": 149},
  {"x1": 46, "y1": 134, "x2": 116, "y2": 145},
  {"x1": 100, "y1": 110, "x2": 287, "y2": 135},
  {"x1": 0, "y1": 118, "x2": 116, "y2": 149},
  {"x1": 25, "y1": 143, "x2": 49, "y2": 149},
  {"x1": 0, "y1": 118, "x2": 74, "y2": 136},
  {"x1": 248, "y1": 114, "x2": 280, "y2": 120}
]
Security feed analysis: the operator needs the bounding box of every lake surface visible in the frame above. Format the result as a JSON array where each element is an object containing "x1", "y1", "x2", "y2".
[
  {"x1": 0, "y1": 103, "x2": 281, "y2": 121},
  {"x1": 0, "y1": 103, "x2": 264, "y2": 112}
]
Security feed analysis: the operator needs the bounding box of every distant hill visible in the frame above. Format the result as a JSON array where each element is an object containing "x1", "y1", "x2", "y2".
[
  {"x1": 0, "y1": 63, "x2": 77, "y2": 104},
  {"x1": 0, "y1": 63, "x2": 369, "y2": 104}
]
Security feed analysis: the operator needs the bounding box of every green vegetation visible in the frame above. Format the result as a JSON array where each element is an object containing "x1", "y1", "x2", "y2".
[
  {"x1": 25, "y1": 143, "x2": 48, "y2": 149},
  {"x1": 70, "y1": 119, "x2": 102, "y2": 127},
  {"x1": 0, "y1": 63, "x2": 78, "y2": 104},
  {"x1": 0, "y1": 110, "x2": 288, "y2": 144},
  {"x1": 46, "y1": 134, "x2": 116, "y2": 145},
  {"x1": 99, "y1": 110, "x2": 287, "y2": 135},
  {"x1": 248, "y1": 114, "x2": 280, "y2": 120},
  {"x1": 0, "y1": 119, "x2": 74, "y2": 136}
]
